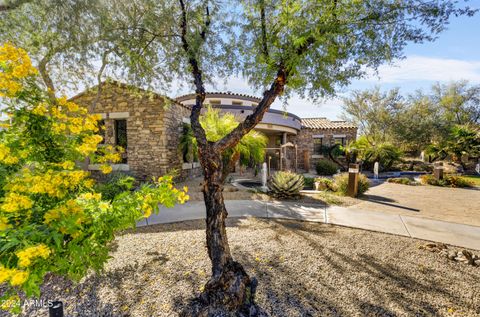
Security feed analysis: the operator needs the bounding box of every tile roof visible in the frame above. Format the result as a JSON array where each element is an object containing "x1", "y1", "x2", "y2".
[
  {"x1": 176, "y1": 92, "x2": 261, "y2": 103},
  {"x1": 301, "y1": 117, "x2": 357, "y2": 129}
]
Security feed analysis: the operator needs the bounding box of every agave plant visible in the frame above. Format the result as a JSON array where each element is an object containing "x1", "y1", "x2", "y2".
[{"x1": 268, "y1": 171, "x2": 304, "y2": 199}]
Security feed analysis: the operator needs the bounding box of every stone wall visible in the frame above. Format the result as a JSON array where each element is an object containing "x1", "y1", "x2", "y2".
[
  {"x1": 291, "y1": 127, "x2": 357, "y2": 171},
  {"x1": 71, "y1": 82, "x2": 200, "y2": 181}
]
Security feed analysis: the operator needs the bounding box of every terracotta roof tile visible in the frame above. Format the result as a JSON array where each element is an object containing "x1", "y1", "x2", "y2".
[
  {"x1": 176, "y1": 92, "x2": 261, "y2": 103},
  {"x1": 301, "y1": 117, "x2": 356, "y2": 129}
]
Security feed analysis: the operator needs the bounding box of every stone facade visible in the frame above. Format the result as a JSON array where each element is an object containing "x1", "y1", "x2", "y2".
[
  {"x1": 291, "y1": 127, "x2": 358, "y2": 171},
  {"x1": 71, "y1": 81, "x2": 201, "y2": 181},
  {"x1": 71, "y1": 83, "x2": 356, "y2": 180}
]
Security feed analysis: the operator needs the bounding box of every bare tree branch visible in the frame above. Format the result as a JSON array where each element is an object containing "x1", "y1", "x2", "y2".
[
  {"x1": 91, "y1": 49, "x2": 110, "y2": 111},
  {"x1": 200, "y1": 5, "x2": 210, "y2": 41},
  {"x1": 179, "y1": 0, "x2": 209, "y2": 148},
  {"x1": 259, "y1": 0, "x2": 269, "y2": 61},
  {"x1": 38, "y1": 53, "x2": 56, "y2": 101}
]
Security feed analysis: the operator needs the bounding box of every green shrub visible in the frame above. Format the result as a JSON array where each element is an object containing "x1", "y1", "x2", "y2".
[
  {"x1": 333, "y1": 173, "x2": 370, "y2": 195},
  {"x1": 268, "y1": 171, "x2": 304, "y2": 199},
  {"x1": 314, "y1": 177, "x2": 335, "y2": 191},
  {"x1": 387, "y1": 177, "x2": 417, "y2": 185},
  {"x1": 303, "y1": 177, "x2": 314, "y2": 189},
  {"x1": 95, "y1": 173, "x2": 136, "y2": 201},
  {"x1": 348, "y1": 136, "x2": 403, "y2": 171},
  {"x1": 419, "y1": 174, "x2": 474, "y2": 188},
  {"x1": 316, "y1": 160, "x2": 338, "y2": 175}
]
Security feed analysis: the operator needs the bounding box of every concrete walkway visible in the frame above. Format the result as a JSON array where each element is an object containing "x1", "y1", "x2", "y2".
[{"x1": 137, "y1": 200, "x2": 480, "y2": 251}]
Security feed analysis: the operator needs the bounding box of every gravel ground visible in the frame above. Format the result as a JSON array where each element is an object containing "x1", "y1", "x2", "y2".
[{"x1": 8, "y1": 218, "x2": 480, "y2": 317}]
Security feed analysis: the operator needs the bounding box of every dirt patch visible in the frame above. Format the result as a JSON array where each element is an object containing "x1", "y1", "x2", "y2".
[{"x1": 18, "y1": 218, "x2": 480, "y2": 317}]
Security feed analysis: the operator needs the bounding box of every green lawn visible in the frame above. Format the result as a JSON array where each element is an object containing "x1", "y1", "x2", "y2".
[{"x1": 461, "y1": 175, "x2": 480, "y2": 186}]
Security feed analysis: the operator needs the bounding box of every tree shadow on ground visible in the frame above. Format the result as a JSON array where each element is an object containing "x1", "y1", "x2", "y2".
[
  {"x1": 232, "y1": 218, "x2": 479, "y2": 316},
  {"x1": 21, "y1": 218, "x2": 480, "y2": 317}
]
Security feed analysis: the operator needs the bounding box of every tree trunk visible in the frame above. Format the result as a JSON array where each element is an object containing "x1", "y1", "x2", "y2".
[{"x1": 185, "y1": 150, "x2": 260, "y2": 316}]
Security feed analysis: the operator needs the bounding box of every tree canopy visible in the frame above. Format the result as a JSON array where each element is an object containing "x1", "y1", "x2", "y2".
[{"x1": 342, "y1": 81, "x2": 480, "y2": 155}]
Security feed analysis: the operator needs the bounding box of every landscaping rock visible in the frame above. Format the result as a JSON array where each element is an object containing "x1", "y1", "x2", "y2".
[
  {"x1": 419, "y1": 242, "x2": 479, "y2": 267},
  {"x1": 447, "y1": 251, "x2": 457, "y2": 260}
]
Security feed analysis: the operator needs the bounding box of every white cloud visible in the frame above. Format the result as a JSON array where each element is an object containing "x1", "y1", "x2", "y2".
[{"x1": 366, "y1": 56, "x2": 480, "y2": 83}]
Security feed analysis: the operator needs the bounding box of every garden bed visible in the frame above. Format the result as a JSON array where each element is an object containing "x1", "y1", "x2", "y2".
[{"x1": 18, "y1": 218, "x2": 479, "y2": 317}]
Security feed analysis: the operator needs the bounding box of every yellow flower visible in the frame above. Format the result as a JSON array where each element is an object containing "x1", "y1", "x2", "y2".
[
  {"x1": 0, "y1": 43, "x2": 37, "y2": 97},
  {"x1": 80, "y1": 192, "x2": 101, "y2": 201},
  {"x1": 98, "y1": 202, "x2": 110, "y2": 211},
  {"x1": 143, "y1": 204, "x2": 153, "y2": 218},
  {"x1": 0, "y1": 216, "x2": 10, "y2": 231},
  {"x1": 83, "y1": 179, "x2": 95, "y2": 188},
  {"x1": 16, "y1": 244, "x2": 51, "y2": 267},
  {"x1": 44, "y1": 200, "x2": 82, "y2": 224},
  {"x1": 61, "y1": 161, "x2": 75, "y2": 170},
  {"x1": 0, "y1": 143, "x2": 19, "y2": 165},
  {"x1": 99, "y1": 164, "x2": 112, "y2": 174},
  {"x1": 183, "y1": 186, "x2": 189, "y2": 193},
  {"x1": 0, "y1": 266, "x2": 13, "y2": 283},
  {"x1": 178, "y1": 192, "x2": 190, "y2": 204},
  {"x1": 31, "y1": 103, "x2": 47, "y2": 115},
  {"x1": 1, "y1": 193, "x2": 33, "y2": 213},
  {"x1": 66, "y1": 101, "x2": 79, "y2": 112},
  {"x1": 10, "y1": 270, "x2": 29, "y2": 286},
  {"x1": 77, "y1": 135, "x2": 103, "y2": 155}
]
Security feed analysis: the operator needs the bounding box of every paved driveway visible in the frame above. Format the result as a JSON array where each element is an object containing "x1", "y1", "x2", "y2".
[
  {"x1": 353, "y1": 182, "x2": 480, "y2": 226},
  {"x1": 139, "y1": 200, "x2": 480, "y2": 250}
]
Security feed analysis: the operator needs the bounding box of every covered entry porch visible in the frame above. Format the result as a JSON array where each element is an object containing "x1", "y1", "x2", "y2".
[{"x1": 255, "y1": 124, "x2": 298, "y2": 174}]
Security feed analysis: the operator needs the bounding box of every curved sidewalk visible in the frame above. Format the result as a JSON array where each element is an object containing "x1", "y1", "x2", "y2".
[{"x1": 137, "y1": 200, "x2": 480, "y2": 251}]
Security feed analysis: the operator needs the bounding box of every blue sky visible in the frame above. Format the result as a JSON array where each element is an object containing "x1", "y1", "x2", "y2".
[{"x1": 188, "y1": 9, "x2": 480, "y2": 120}]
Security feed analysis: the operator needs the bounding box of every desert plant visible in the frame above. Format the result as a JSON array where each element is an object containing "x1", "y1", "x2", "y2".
[
  {"x1": 268, "y1": 171, "x2": 304, "y2": 199},
  {"x1": 348, "y1": 136, "x2": 403, "y2": 170},
  {"x1": 179, "y1": 123, "x2": 198, "y2": 163},
  {"x1": 333, "y1": 173, "x2": 370, "y2": 195},
  {"x1": 314, "y1": 177, "x2": 335, "y2": 191},
  {"x1": 419, "y1": 175, "x2": 474, "y2": 188},
  {"x1": 303, "y1": 177, "x2": 314, "y2": 189},
  {"x1": 200, "y1": 106, "x2": 267, "y2": 173},
  {"x1": 387, "y1": 177, "x2": 417, "y2": 185},
  {"x1": 316, "y1": 160, "x2": 339, "y2": 175}
]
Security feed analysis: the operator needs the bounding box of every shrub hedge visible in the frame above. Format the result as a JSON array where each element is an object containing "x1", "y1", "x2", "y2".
[{"x1": 316, "y1": 160, "x2": 339, "y2": 175}]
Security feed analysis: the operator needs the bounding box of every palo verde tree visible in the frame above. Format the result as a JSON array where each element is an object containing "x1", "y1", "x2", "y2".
[
  {"x1": 166, "y1": 1, "x2": 475, "y2": 314},
  {"x1": 2, "y1": 0, "x2": 477, "y2": 315}
]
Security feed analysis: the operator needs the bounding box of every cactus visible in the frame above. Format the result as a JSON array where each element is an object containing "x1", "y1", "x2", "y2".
[{"x1": 268, "y1": 171, "x2": 304, "y2": 198}]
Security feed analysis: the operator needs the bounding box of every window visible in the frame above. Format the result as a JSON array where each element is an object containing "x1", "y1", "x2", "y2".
[
  {"x1": 232, "y1": 101, "x2": 243, "y2": 106},
  {"x1": 209, "y1": 99, "x2": 221, "y2": 105},
  {"x1": 334, "y1": 137, "x2": 345, "y2": 146},
  {"x1": 115, "y1": 119, "x2": 128, "y2": 163},
  {"x1": 313, "y1": 138, "x2": 323, "y2": 155}
]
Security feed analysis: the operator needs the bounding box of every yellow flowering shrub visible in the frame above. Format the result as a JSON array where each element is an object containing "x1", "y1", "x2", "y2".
[{"x1": 0, "y1": 44, "x2": 188, "y2": 313}]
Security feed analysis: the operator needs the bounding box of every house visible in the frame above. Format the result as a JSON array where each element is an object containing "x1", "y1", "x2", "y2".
[{"x1": 71, "y1": 81, "x2": 357, "y2": 180}]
